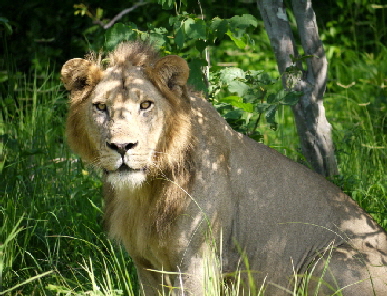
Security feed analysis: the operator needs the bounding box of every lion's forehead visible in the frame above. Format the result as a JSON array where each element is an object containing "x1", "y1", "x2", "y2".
[{"x1": 93, "y1": 67, "x2": 159, "y2": 103}]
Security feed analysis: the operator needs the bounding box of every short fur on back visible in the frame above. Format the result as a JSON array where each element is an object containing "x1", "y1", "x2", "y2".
[{"x1": 62, "y1": 41, "x2": 387, "y2": 296}]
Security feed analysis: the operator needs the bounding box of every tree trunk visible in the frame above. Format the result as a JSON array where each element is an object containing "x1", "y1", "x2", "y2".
[{"x1": 257, "y1": 0, "x2": 338, "y2": 177}]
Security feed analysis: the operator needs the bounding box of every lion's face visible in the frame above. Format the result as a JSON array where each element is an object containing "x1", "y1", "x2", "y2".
[
  {"x1": 62, "y1": 43, "x2": 191, "y2": 189},
  {"x1": 90, "y1": 66, "x2": 172, "y2": 187}
]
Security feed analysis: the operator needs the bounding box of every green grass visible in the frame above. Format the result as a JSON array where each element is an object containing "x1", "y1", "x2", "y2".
[
  {"x1": 0, "y1": 70, "x2": 137, "y2": 295},
  {"x1": 1, "y1": 44, "x2": 386, "y2": 295},
  {"x1": 325, "y1": 46, "x2": 387, "y2": 228}
]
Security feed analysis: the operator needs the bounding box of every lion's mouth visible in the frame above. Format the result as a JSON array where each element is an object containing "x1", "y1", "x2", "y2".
[
  {"x1": 118, "y1": 163, "x2": 132, "y2": 171},
  {"x1": 105, "y1": 164, "x2": 147, "y2": 175}
]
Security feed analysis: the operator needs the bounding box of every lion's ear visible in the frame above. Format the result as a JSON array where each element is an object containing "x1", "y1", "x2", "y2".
[
  {"x1": 151, "y1": 55, "x2": 189, "y2": 98},
  {"x1": 61, "y1": 58, "x2": 102, "y2": 100}
]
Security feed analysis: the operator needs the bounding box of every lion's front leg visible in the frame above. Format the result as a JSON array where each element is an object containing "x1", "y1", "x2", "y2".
[
  {"x1": 136, "y1": 264, "x2": 162, "y2": 296},
  {"x1": 135, "y1": 256, "x2": 206, "y2": 296},
  {"x1": 171, "y1": 243, "x2": 221, "y2": 296},
  {"x1": 136, "y1": 265, "x2": 178, "y2": 296},
  {"x1": 172, "y1": 256, "x2": 206, "y2": 296},
  {"x1": 135, "y1": 258, "x2": 206, "y2": 296}
]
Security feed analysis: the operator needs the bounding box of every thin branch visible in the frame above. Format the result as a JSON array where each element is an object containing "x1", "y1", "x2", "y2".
[{"x1": 95, "y1": 1, "x2": 149, "y2": 29}]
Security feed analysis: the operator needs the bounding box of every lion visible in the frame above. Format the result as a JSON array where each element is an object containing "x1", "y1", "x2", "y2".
[{"x1": 61, "y1": 41, "x2": 387, "y2": 295}]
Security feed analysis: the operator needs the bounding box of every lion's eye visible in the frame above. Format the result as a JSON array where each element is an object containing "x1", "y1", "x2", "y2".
[
  {"x1": 94, "y1": 103, "x2": 107, "y2": 112},
  {"x1": 140, "y1": 101, "x2": 153, "y2": 110}
]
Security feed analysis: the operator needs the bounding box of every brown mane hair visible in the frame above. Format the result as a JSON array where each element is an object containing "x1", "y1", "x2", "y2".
[
  {"x1": 107, "y1": 41, "x2": 160, "y2": 68},
  {"x1": 99, "y1": 42, "x2": 196, "y2": 238}
]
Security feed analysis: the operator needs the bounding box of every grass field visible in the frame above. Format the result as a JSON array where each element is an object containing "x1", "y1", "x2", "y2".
[{"x1": 1, "y1": 41, "x2": 386, "y2": 295}]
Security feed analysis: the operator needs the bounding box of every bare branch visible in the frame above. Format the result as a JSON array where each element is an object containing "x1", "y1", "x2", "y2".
[{"x1": 95, "y1": 1, "x2": 149, "y2": 29}]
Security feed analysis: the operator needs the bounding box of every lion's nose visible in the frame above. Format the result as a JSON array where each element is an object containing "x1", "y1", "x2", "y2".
[{"x1": 106, "y1": 142, "x2": 138, "y2": 156}]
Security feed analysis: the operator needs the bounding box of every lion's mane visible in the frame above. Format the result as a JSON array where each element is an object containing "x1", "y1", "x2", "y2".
[{"x1": 62, "y1": 41, "x2": 196, "y2": 237}]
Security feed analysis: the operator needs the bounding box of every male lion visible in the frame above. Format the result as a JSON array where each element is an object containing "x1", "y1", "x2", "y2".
[{"x1": 61, "y1": 41, "x2": 387, "y2": 295}]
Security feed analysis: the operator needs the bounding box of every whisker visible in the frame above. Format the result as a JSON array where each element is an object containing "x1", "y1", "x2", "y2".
[{"x1": 86, "y1": 157, "x2": 103, "y2": 171}]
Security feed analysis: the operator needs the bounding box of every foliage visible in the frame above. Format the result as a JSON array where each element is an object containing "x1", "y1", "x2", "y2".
[
  {"x1": 101, "y1": 12, "x2": 258, "y2": 60},
  {"x1": 80, "y1": 10, "x2": 301, "y2": 137},
  {"x1": 316, "y1": 0, "x2": 387, "y2": 54},
  {"x1": 209, "y1": 67, "x2": 302, "y2": 140}
]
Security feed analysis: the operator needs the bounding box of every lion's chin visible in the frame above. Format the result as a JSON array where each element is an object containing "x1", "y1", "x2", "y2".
[{"x1": 105, "y1": 166, "x2": 147, "y2": 191}]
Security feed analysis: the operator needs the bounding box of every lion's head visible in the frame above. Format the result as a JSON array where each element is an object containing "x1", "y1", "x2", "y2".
[{"x1": 61, "y1": 41, "x2": 193, "y2": 188}]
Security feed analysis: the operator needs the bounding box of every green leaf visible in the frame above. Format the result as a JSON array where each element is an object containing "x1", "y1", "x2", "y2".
[
  {"x1": 175, "y1": 27, "x2": 185, "y2": 49},
  {"x1": 105, "y1": 23, "x2": 138, "y2": 51},
  {"x1": 229, "y1": 14, "x2": 258, "y2": 29},
  {"x1": 226, "y1": 30, "x2": 247, "y2": 49},
  {"x1": 148, "y1": 33, "x2": 166, "y2": 48},
  {"x1": 219, "y1": 96, "x2": 254, "y2": 113},
  {"x1": 181, "y1": 0, "x2": 188, "y2": 7},
  {"x1": 158, "y1": 0, "x2": 174, "y2": 10},
  {"x1": 245, "y1": 87, "x2": 266, "y2": 103},
  {"x1": 268, "y1": 89, "x2": 286, "y2": 104},
  {"x1": 256, "y1": 103, "x2": 270, "y2": 114},
  {"x1": 184, "y1": 18, "x2": 207, "y2": 40},
  {"x1": 282, "y1": 91, "x2": 303, "y2": 105},
  {"x1": 249, "y1": 132, "x2": 263, "y2": 142},
  {"x1": 196, "y1": 39, "x2": 207, "y2": 53},
  {"x1": 245, "y1": 70, "x2": 265, "y2": 80},
  {"x1": 269, "y1": 122, "x2": 278, "y2": 131},
  {"x1": 84, "y1": 25, "x2": 101, "y2": 35},
  {"x1": 224, "y1": 109, "x2": 244, "y2": 120},
  {"x1": 265, "y1": 104, "x2": 277, "y2": 124},
  {"x1": 228, "y1": 14, "x2": 258, "y2": 39},
  {"x1": 238, "y1": 102, "x2": 254, "y2": 113},
  {"x1": 95, "y1": 8, "x2": 104, "y2": 20},
  {"x1": 228, "y1": 81, "x2": 249, "y2": 97},
  {"x1": 148, "y1": 27, "x2": 168, "y2": 48},
  {"x1": 188, "y1": 58, "x2": 208, "y2": 92},
  {"x1": 266, "y1": 93, "x2": 276, "y2": 104},
  {"x1": 169, "y1": 16, "x2": 180, "y2": 28},
  {"x1": 219, "y1": 67, "x2": 245, "y2": 84},
  {"x1": 219, "y1": 96, "x2": 242, "y2": 104},
  {"x1": 210, "y1": 18, "x2": 229, "y2": 40}
]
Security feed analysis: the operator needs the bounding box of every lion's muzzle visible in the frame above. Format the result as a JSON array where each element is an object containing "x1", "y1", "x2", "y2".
[
  {"x1": 103, "y1": 141, "x2": 150, "y2": 187},
  {"x1": 106, "y1": 141, "x2": 138, "y2": 156}
]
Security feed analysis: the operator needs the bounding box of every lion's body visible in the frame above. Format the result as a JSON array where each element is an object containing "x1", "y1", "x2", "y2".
[{"x1": 62, "y1": 41, "x2": 387, "y2": 295}]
